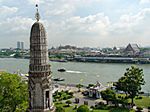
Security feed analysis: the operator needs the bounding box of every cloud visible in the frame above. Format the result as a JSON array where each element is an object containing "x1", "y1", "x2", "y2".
[
  {"x1": 44, "y1": 13, "x2": 110, "y2": 46},
  {"x1": 0, "y1": 17, "x2": 33, "y2": 32},
  {"x1": 40, "y1": 0, "x2": 104, "y2": 19},
  {"x1": 0, "y1": 0, "x2": 4, "y2": 3},
  {"x1": 45, "y1": 3, "x2": 75, "y2": 17},
  {"x1": 27, "y1": 0, "x2": 47, "y2": 4},
  {"x1": 65, "y1": 13, "x2": 110, "y2": 35},
  {"x1": 46, "y1": 7, "x2": 150, "y2": 47},
  {"x1": 140, "y1": 0, "x2": 150, "y2": 4},
  {"x1": 0, "y1": 6, "x2": 18, "y2": 18},
  {"x1": 112, "y1": 8, "x2": 150, "y2": 31},
  {"x1": 1, "y1": 8, "x2": 149, "y2": 48},
  {"x1": 46, "y1": 8, "x2": 150, "y2": 47},
  {"x1": 0, "y1": 0, "x2": 149, "y2": 48},
  {"x1": 0, "y1": 17, "x2": 34, "y2": 48},
  {"x1": 108, "y1": 8, "x2": 150, "y2": 46}
]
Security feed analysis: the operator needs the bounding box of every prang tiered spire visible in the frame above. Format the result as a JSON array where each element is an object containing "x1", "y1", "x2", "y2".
[
  {"x1": 28, "y1": 4, "x2": 54, "y2": 112},
  {"x1": 35, "y1": 4, "x2": 40, "y2": 21}
]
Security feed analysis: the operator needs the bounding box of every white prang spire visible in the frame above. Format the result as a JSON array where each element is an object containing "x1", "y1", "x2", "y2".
[{"x1": 35, "y1": 4, "x2": 40, "y2": 21}]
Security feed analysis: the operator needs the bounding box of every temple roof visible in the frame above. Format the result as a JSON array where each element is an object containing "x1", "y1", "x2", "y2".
[{"x1": 125, "y1": 43, "x2": 140, "y2": 53}]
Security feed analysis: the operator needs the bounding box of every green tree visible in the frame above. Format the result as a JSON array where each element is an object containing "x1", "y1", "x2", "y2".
[
  {"x1": 115, "y1": 66, "x2": 145, "y2": 105},
  {"x1": 76, "y1": 84, "x2": 83, "y2": 92},
  {"x1": 77, "y1": 105, "x2": 90, "y2": 112},
  {"x1": 65, "y1": 100, "x2": 72, "y2": 106},
  {"x1": 87, "y1": 84, "x2": 94, "y2": 88},
  {"x1": 0, "y1": 72, "x2": 28, "y2": 112},
  {"x1": 100, "y1": 89, "x2": 116, "y2": 105},
  {"x1": 55, "y1": 106, "x2": 65, "y2": 112}
]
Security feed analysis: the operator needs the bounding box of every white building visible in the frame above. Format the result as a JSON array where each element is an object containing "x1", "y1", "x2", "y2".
[{"x1": 88, "y1": 82, "x2": 107, "y2": 99}]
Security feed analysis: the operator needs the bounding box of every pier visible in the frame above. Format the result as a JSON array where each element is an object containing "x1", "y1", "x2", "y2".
[{"x1": 73, "y1": 56, "x2": 150, "y2": 64}]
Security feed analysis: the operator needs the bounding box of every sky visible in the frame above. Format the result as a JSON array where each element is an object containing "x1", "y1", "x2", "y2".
[{"x1": 0, "y1": 0, "x2": 150, "y2": 48}]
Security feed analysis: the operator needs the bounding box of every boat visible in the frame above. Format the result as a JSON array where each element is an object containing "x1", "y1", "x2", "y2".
[
  {"x1": 58, "y1": 68, "x2": 66, "y2": 72},
  {"x1": 53, "y1": 78, "x2": 65, "y2": 81}
]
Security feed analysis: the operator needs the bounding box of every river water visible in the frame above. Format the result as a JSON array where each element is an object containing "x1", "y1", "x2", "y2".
[{"x1": 0, "y1": 58, "x2": 149, "y2": 92}]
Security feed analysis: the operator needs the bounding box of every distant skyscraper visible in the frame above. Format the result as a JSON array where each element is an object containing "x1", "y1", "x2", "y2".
[
  {"x1": 21, "y1": 42, "x2": 24, "y2": 50},
  {"x1": 17, "y1": 41, "x2": 21, "y2": 49},
  {"x1": 28, "y1": 5, "x2": 54, "y2": 112},
  {"x1": 17, "y1": 41, "x2": 24, "y2": 50}
]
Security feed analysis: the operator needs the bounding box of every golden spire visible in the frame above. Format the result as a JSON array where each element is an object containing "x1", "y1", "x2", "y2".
[{"x1": 35, "y1": 4, "x2": 40, "y2": 22}]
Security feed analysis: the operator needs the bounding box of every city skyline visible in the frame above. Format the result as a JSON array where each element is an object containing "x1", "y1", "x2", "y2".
[{"x1": 0, "y1": 0, "x2": 150, "y2": 48}]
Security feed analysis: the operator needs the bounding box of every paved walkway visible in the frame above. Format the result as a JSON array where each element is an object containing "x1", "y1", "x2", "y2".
[
  {"x1": 133, "y1": 106, "x2": 149, "y2": 112},
  {"x1": 72, "y1": 92, "x2": 105, "y2": 107},
  {"x1": 56, "y1": 84, "x2": 105, "y2": 107}
]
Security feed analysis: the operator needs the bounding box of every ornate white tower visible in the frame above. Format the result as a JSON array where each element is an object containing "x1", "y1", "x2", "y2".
[{"x1": 28, "y1": 5, "x2": 54, "y2": 112}]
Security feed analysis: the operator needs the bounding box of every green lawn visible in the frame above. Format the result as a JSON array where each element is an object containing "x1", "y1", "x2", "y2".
[
  {"x1": 55, "y1": 102, "x2": 76, "y2": 112},
  {"x1": 117, "y1": 94, "x2": 150, "y2": 108},
  {"x1": 54, "y1": 95, "x2": 150, "y2": 112},
  {"x1": 55, "y1": 102, "x2": 135, "y2": 112},
  {"x1": 109, "y1": 107, "x2": 135, "y2": 112},
  {"x1": 55, "y1": 102, "x2": 109, "y2": 112},
  {"x1": 93, "y1": 107, "x2": 135, "y2": 112},
  {"x1": 134, "y1": 96, "x2": 150, "y2": 108}
]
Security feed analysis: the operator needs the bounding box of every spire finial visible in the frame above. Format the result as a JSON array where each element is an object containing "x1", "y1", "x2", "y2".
[{"x1": 35, "y1": 4, "x2": 40, "y2": 21}]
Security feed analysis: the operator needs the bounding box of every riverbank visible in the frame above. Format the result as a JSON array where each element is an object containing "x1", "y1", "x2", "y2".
[
  {"x1": 1, "y1": 57, "x2": 150, "y2": 64},
  {"x1": 73, "y1": 56, "x2": 150, "y2": 64}
]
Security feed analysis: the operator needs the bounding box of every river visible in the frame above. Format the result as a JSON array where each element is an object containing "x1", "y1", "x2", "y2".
[{"x1": 0, "y1": 58, "x2": 149, "y2": 92}]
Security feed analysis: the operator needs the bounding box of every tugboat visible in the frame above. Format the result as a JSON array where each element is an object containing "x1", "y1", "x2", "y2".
[{"x1": 57, "y1": 68, "x2": 66, "y2": 72}]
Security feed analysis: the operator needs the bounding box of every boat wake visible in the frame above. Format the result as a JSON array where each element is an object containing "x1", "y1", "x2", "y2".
[{"x1": 66, "y1": 70, "x2": 84, "y2": 74}]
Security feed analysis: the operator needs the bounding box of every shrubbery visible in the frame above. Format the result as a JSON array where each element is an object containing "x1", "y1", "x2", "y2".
[
  {"x1": 53, "y1": 90, "x2": 74, "y2": 101},
  {"x1": 77, "y1": 105, "x2": 90, "y2": 112},
  {"x1": 55, "y1": 106, "x2": 65, "y2": 112},
  {"x1": 65, "y1": 100, "x2": 72, "y2": 107},
  {"x1": 94, "y1": 102, "x2": 109, "y2": 110}
]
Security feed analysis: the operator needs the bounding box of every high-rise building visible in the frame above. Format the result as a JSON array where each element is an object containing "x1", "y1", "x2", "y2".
[
  {"x1": 17, "y1": 41, "x2": 21, "y2": 49},
  {"x1": 28, "y1": 5, "x2": 54, "y2": 112},
  {"x1": 21, "y1": 42, "x2": 24, "y2": 50},
  {"x1": 17, "y1": 41, "x2": 24, "y2": 50}
]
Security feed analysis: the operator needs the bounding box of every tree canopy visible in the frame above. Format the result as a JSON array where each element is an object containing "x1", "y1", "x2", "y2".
[
  {"x1": 77, "y1": 105, "x2": 90, "y2": 112},
  {"x1": 115, "y1": 66, "x2": 145, "y2": 104},
  {"x1": 101, "y1": 89, "x2": 116, "y2": 105},
  {"x1": 55, "y1": 106, "x2": 65, "y2": 112},
  {"x1": 0, "y1": 72, "x2": 28, "y2": 112}
]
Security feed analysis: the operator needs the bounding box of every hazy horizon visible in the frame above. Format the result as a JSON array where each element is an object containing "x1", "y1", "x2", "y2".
[{"x1": 0, "y1": 0, "x2": 150, "y2": 48}]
